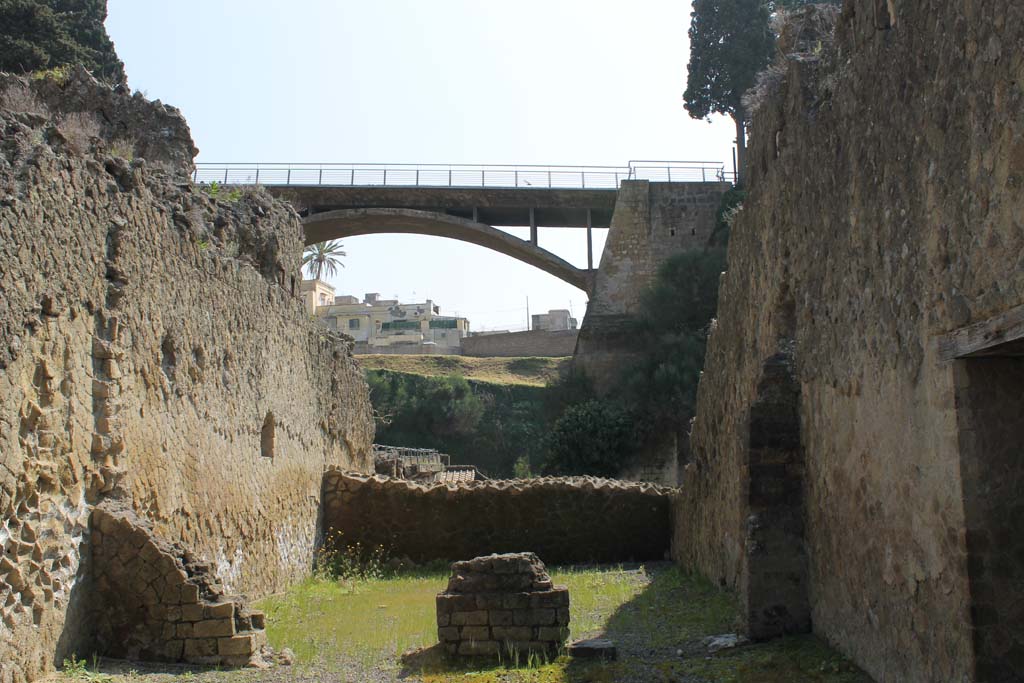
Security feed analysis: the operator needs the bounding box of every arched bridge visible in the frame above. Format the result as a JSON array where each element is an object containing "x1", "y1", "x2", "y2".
[
  {"x1": 194, "y1": 162, "x2": 732, "y2": 296},
  {"x1": 304, "y1": 207, "x2": 597, "y2": 293}
]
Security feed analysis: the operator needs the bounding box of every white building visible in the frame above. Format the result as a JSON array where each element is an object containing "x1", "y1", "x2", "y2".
[{"x1": 300, "y1": 281, "x2": 470, "y2": 354}]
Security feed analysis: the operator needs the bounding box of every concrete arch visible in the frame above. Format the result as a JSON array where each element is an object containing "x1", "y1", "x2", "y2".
[{"x1": 302, "y1": 208, "x2": 595, "y2": 293}]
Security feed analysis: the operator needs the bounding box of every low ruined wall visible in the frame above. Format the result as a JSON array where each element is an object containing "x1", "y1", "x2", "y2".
[
  {"x1": 462, "y1": 330, "x2": 577, "y2": 358},
  {"x1": 88, "y1": 505, "x2": 268, "y2": 666},
  {"x1": 321, "y1": 471, "x2": 672, "y2": 565},
  {"x1": 0, "y1": 69, "x2": 374, "y2": 681},
  {"x1": 675, "y1": 3, "x2": 1024, "y2": 682}
]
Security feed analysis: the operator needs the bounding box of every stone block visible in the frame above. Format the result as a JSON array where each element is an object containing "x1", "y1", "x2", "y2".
[
  {"x1": 162, "y1": 639, "x2": 185, "y2": 660},
  {"x1": 193, "y1": 618, "x2": 234, "y2": 638},
  {"x1": 491, "y1": 626, "x2": 533, "y2": 642},
  {"x1": 180, "y1": 583, "x2": 200, "y2": 604},
  {"x1": 181, "y1": 603, "x2": 204, "y2": 622},
  {"x1": 531, "y1": 587, "x2": 569, "y2": 608},
  {"x1": 514, "y1": 608, "x2": 554, "y2": 626},
  {"x1": 461, "y1": 625, "x2": 490, "y2": 641},
  {"x1": 503, "y1": 593, "x2": 531, "y2": 609},
  {"x1": 475, "y1": 593, "x2": 504, "y2": 609},
  {"x1": 537, "y1": 626, "x2": 570, "y2": 642},
  {"x1": 205, "y1": 600, "x2": 235, "y2": 619},
  {"x1": 248, "y1": 611, "x2": 265, "y2": 630},
  {"x1": 438, "y1": 626, "x2": 460, "y2": 642},
  {"x1": 489, "y1": 610, "x2": 514, "y2": 626},
  {"x1": 556, "y1": 608, "x2": 570, "y2": 625},
  {"x1": 437, "y1": 612, "x2": 450, "y2": 627},
  {"x1": 183, "y1": 638, "x2": 218, "y2": 659},
  {"x1": 459, "y1": 640, "x2": 499, "y2": 656},
  {"x1": 176, "y1": 622, "x2": 193, "y2": 638},
  {"x1": 217, "y1": 633, "x2": 258, "y2": 656},
  {"x1": 451, "y1": 610, "x2": 488, "y2": 626}
]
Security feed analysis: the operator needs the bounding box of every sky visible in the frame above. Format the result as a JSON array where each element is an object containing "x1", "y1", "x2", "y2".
[{"x1": 106, "y1": 1, "x2": 735, "y2": 331}]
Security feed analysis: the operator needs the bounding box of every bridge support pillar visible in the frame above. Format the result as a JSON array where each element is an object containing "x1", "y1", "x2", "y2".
[
  {"x1": 529, "y1": 208, "x2": 538, "y2": 246},
  {"x1": 586, "y1": 209, "x2": 593, "y2": 270},
  {"x1": 575, "y1": 180, "x2": 729, "y2": 393}
]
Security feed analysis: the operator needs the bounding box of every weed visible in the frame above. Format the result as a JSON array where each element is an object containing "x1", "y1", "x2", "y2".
[
  {"x1": 0, "y1": 84, "x2": 49, "y2": 115},
  {"x1": 201, "y1": 181, "x2": 243, "y2": 202},
  {"x1": 108, "y1": 137, "x2": 135, "y2": 160},
  {"x1": 197, "y1": 239, "x2": 210, "y2": 251},
  {"x1": 59, "y1": 112, "x2": 101, "y2": 155},
  {"x1": 314, "y1": 530, "x2": 388, "y2": 582},
  {"x1": 59, "y1": 654, "x2": 113, "y2": 682},
  {"x1": 32, "y1": 65, "x2": 70, "y2": 85}
]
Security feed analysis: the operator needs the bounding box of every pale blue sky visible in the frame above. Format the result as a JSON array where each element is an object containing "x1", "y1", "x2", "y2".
[{"x1": 106, "y1": 0, "x2": 734, "y2": 331}]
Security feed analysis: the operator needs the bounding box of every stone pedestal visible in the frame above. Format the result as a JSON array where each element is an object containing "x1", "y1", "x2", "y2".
[{"x1": 436, "y1": 552, "x2": 570, "y2": 657}]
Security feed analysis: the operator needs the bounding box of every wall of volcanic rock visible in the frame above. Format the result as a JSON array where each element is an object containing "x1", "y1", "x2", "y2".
[
  {"x1": 322, "y1": 471, "x2": 672, "y2": 565},
  {"x1": 674, "y1": 2, "x2": 1024, "y2": 681},
  {"x1": 0, "y1": 68, "x2": 374, "y2": 681}
]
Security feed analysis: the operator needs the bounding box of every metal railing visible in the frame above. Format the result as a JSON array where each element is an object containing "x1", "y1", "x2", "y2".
[{"x1": 192, "y1": 160, "x2": 731, "y2": 189}]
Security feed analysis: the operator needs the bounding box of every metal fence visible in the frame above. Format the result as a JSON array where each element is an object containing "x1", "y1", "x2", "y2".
[{"x1": 192, "y1": 160, "x2": 732, "y2": 189}]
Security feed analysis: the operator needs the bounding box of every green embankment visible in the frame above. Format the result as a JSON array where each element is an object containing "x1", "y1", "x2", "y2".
[
  {"x1": 359, "y1": 354, "x2": 569, "y2": 388},
  {"x1": 364, "y1": 362, "x2": 560, "y2": 478}
]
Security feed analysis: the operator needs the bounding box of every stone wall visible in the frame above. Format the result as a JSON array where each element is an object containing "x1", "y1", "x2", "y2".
[
  {"x1": 575, "y1": 180, "x2": 726, "y2": 390},
  {"x1": 462, "y1": 330, "x2": 577, "y2": 358},
  {"x1": 674, "y1": 2, "x2": 1024, "y2": 681},
  {"x1": 0, "y1": 70, "x2": 374, "y2": 681},
  {"x1": 321, "y1": 471, "x2": 672, "y2": 565},
  {"x1": 88, "y1": 505, "x2": 268, "y2": 666}
]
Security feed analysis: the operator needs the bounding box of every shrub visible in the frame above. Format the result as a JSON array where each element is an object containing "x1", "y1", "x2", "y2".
[
  {"x1": 543, "y1": 399, "x2": 640, "y2": 477},
  {"x1": 0, "y1": 83, "x2": 48, "y2": 115},
  {"x1": 59, "y1": 111, "x2": 100, "y2": 154},
  {"x1": 315, "y1": 530, "x2": 387, "y2": 583}
]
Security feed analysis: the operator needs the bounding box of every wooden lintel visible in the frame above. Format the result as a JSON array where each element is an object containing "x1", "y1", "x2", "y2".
[{"x1": 936, "y1": 303, "x2": 1024, "y2": 360}]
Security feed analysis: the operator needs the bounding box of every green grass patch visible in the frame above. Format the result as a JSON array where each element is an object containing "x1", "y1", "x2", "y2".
[
  {"x1": 359, "y1": 354, "x2": 569, "y2": 387},
  {"x1": 67, "y1": 565, "x2": 871, "y2": 682}
]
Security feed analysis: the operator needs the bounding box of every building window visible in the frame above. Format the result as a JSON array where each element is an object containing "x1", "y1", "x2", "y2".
[
  {"x1": 349, "y1": 318, "x2": 361, "y2": 330},
  {"x1": 319, "y1": 294, "x2": 328, "y2": 306}
]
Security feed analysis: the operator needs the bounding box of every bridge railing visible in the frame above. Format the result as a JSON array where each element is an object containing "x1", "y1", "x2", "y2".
[{"x1": 192, "y1": 161, "x2": 731, "y2": 189}]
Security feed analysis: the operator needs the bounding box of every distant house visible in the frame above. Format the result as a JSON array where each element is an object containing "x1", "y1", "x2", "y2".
[
  {"x1": 300, "y1": 281, "x2": 470, "y2": 354},
  {"x1": 531, "y1": 309, "x2": 578, "y2": 332}
]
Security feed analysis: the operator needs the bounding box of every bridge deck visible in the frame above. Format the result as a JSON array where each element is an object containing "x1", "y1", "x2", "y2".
[
  {"x1": 270, "y1": 186, "x2": 617, "y2": 228},
  {"x1": 195, "y1": 161, "x2": 731, "y2": 229}
]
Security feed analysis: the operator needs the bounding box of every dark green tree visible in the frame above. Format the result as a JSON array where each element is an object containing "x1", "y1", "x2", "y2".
[
  {"x1": 543, "y1": 400, "x2": 639, "y2": 478},
  {"x1": 0, "y1": 0, "x2": 125, "y2": 83},
  {"x1": 684, "y1": 0, "x2": 774, "y2": 185}
]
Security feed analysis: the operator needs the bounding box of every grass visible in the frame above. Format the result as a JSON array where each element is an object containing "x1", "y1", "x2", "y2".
[
  {"x1": 358, "y1": 354, "x2": 569, "y2": 387},
  {"x1": 54, "y1": 564, "x2": 872, "y2": 683}
]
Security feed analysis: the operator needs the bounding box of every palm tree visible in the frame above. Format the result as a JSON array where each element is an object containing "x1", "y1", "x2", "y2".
[{"x1": 303, "y1": 240, "x2": 346, "y2": 281}]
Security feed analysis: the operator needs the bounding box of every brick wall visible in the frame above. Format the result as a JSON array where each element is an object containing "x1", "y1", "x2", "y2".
[{"x1": 462, "y1": 330, "x2": 577, "y2": 358}]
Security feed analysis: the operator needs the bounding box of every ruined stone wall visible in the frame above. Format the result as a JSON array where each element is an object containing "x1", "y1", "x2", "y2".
[
  {"x1": 0, "y1": 70, "x2": 374, "y2": 681},
  {"x1": 321, "y1": 471, "x2": 672, "y2": 565},
  {"x1": 461, "y1": 330, "x2": 577, "y2": 358},
  {"x1": 674, "y1": 2, "x2": 1024, "y2": 681}
]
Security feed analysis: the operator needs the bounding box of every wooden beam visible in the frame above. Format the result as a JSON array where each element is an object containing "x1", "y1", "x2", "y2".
[{"x1": 936, "y1": 303, "x2": 1024, "y2": 360}]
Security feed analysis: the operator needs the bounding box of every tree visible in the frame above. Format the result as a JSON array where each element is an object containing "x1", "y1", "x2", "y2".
[
  {"x1": 0, "y1": 0, "x2": 126, "y2": 83},
  {"x1": 683, "y1": 0, "x2": 774, "y2": 185},
  {"x1": 303, "y1": 240, "x2": 346, "y2": 281},
  {"x1": 543, "y1": 400, "x2": 639, "y2": 478}
]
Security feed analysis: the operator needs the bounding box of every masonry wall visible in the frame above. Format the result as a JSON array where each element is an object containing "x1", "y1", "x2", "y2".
[
  {"x1": 674, "y1": 2, "x2": 1024, "y2": 681},
  {"x1": 321, "y1": 471, "x2": 672, "y2": 565},
  {"x1": 0, "y1": 70, "x2": 374, "y2": 682},
  {"x1": 462, "y1": 330, "x2": 577, "y2": 358},
  {"x1": 575, "y1": 180, "x2": 726, "y2": 390}
]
